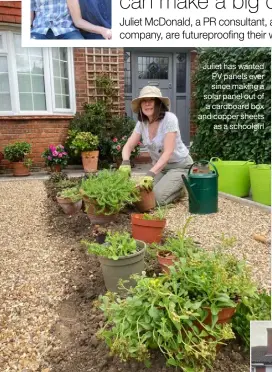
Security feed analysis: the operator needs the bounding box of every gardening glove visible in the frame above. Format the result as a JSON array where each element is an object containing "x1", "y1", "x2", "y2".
[
  {"x1": 118, "y1": 160, "x2": 131, "y2": 177},
  {"x1": 138, "y1": 171, "x2": 155, "y2": 191}
]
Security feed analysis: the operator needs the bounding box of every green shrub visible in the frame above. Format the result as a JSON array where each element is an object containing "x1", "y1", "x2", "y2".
[
  {"x1": 80, "y1": 169, "x2": 140, "y2": 215},
  {"x1": 232, "y1": 290, "x2": 271, "y2": 350},
  {"x1": 70, "y1": 132, "x2": 99, "y2": 154},
  {"x1": 57, "y1": 186, "x2": 81, "y2": 202},
  {"x1": 4, "y1": 141, "x2": 31, "y2": 162},
  {"x1": 191, "y1": 48, "x2": 271, "y2": 164}
]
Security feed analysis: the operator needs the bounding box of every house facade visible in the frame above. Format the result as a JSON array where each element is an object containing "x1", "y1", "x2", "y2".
[
  {"x1": 252, "y1": 329, "x2": 272, "y2": 372},
  {"x1": 0, "y1": 1, "x2": 197, "y2": 170}
]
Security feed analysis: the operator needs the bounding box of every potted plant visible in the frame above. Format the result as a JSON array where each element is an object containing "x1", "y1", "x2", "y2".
[
  {"x1": 42, "y1": 144, "x2": 69, "y2": 172},
  {"x1": 70, "y1": 132, "x2": 99, "y2": 173},
  {"x1": 110, "y1": 136, "x2": 141, "y2": 168},
  {"x1": 97, "y1": 249, "x2": 257, "y2": 371},
  {"x1": 153, "y1": 217, "x2": 196, "y2": 273},
  {"x1": 3, "y1": 141, "x2": 32, "y2": 176},
  {"x1": 131, "y1": 206, "x2": 167, "y2": 244},
  {"x1": 82, "y1": 232, "x2": 146, "y2": 293},
  {"x1": 56, "y1": 186, "x2": 82, "y2": 215},
  {"x1": 80, "y1": 169, "x2": 140, "y2": 224}
]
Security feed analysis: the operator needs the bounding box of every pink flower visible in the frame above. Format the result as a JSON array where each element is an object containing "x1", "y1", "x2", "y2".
[
  {"x1": 49, "y1": 145, "x2": 56, "y2": 152},
  {"x1": 52, "y1": 151, "x2": 58, "y2": 157},
  {"x1": 59, "y1": 145, "x2": 64, "y2": 149},
  {"x1": 113, "y1": 138, "x2": 118, "y2": 142},
  {"x1": 58, "y1": 153, "x2": 63, "y2": 158},
  {"x1": 138, "y1": 142, "x2": 142, "y2": 146},
  {"x1": 47, "y1": 156, "x2": 52, "y2": 160},
  {"x1": 116, "y1": 145, "x2": 121, "y2": 151},
  {"x1": 63, "y1": 152, "x2": 67, "y2": 156}
]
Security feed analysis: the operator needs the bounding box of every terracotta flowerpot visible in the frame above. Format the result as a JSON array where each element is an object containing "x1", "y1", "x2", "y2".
[
  {"x1": 134, "y1": 189, "x2": 156, "y2": 212},
  {"x1": 203, "y1": 307, "x2": 236, "y2": 325},
  {"x1": 50, "y1": 164, "x2": 62, "y2": 172},
  {"x1": 87, "y1": 203, "x2": 117, "y2": 225},
  {"x1": 157, "y1": 250, "x2": 177, "y2": 274},
  {"x1": 131, "y1": 213, "x2": 166, "y2": 244},
  {"x1": 56, "y1": 196, "x2": 82, "y2": 215},
  {"x1": 81, "y1": 151, "x2": 99, "y2": 173},
  {"x1": 13, "y1": 162, "x2": 30, "y2": 177}
]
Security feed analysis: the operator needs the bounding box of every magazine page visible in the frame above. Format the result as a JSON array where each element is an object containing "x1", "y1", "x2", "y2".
[{"x1": 0, "y1": 1, "x2": 271, "y2": 372}]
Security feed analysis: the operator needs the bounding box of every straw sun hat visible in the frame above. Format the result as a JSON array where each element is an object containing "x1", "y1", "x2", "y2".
[{"x1": 131, "y1": 86, "x2": 170, "y2": 113}]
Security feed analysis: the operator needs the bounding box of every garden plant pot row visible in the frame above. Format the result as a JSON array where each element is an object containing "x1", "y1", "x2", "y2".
[{"x1": 210, "y1": 158, "x2": 271, "y2": 205}]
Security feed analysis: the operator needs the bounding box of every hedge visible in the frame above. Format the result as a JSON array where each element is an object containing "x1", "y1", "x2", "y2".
[{"x1": 191, "y1": 48, "x2": 271, "y2": 164}]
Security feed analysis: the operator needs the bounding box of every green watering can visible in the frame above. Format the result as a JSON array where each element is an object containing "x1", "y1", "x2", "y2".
[{"x1": 182, "y1": 160, "x2": 218, "y2": 214}]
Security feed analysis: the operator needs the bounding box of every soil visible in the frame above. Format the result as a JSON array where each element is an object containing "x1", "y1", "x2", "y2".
[{"x1": 43, "y1": 179, "x2": 250, "y2": 372}]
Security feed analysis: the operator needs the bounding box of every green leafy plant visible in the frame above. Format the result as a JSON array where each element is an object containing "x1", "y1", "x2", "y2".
[
  {"x1": 82, "y1": 232, "x2": 138, "y2": 260},
  {"x1": 23, "y1": 158, "x2": 33, "y2": 169},
  {"x1": 232, "y1": 290, "x2": 271, "y2": 350},
  {"x1": 191, "y1": 48, "x2": 271, "y2": 164},
  {"x1": 49, "y1": 172, "x2": 69, "y2": 183},
  {"x1": 80, "y1": 169, "x2": 140, "y2": 215},
  {"x1": 97, "y1": 238, "x2": 257, "y2": 371},
  {"x1": 142, "y1": 205, "x2": 170, "y2": 221},
  {"x1": 57, "y1": 186, "x2": 81, "y2": 203},
  {"x1": 70, "y1": 132, "x2": 99, "y2": 154},
  {"x1": 4, "y1": 141, "x2": 31, "y2": 162}
]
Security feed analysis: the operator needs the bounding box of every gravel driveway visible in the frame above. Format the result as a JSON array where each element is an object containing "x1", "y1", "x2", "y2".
[{"x1": 0, "y1": 180, "x2": 270, "y2": 371}]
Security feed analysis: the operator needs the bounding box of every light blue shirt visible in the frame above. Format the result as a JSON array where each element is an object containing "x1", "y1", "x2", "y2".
[{"x1": 31, "y1": 0, "x2": 76, "y2": 36}]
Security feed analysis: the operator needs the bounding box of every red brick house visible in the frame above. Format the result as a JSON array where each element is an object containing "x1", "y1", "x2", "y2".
[
  {"x1": 252, "y1": 329, "x2": 272, "y2": 372},
  {"x1": 0, "y1": 1, "x2": 197, "y2": 170}
]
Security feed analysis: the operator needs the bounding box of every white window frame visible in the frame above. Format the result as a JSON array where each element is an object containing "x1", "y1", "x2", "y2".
[{"x1": 0, "y1": 30, "x2": 76, "y2": 116}]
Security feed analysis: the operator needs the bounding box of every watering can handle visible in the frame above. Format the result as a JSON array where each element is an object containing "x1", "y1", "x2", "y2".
[
  {"x1": 210, "y1": 157, "x2": 222, "y2": 163},
  {"x1": 188, "y1": 160, "x2": 218, "y2": 176}
]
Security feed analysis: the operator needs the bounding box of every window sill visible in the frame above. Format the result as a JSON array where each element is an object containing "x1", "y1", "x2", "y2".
[{"x1": 0, "y1": 115, "x2": 75, "y2": 120}]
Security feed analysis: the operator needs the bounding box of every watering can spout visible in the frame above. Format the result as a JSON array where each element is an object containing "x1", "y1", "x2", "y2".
[{"x1": 181, "y1": 175, "x2": 199, "y2": 210}]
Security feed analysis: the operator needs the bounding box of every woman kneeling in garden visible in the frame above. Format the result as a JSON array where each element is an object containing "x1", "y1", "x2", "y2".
[{"x1": 120, "y1": 86, "x2": 193, "y2": 206}]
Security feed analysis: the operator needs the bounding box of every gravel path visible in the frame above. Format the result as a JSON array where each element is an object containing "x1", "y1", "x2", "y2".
[
  {"x1": 0, "y1": 181, "x2": 66, "y2": 372},
  {"x1": 0, "y1": 180, "x2": 270, "y2": 371}
]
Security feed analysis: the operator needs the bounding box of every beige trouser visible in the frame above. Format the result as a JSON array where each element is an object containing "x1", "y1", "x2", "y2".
[{"x1": 153, "y1": 154, "x2": 194, "y2": 206}]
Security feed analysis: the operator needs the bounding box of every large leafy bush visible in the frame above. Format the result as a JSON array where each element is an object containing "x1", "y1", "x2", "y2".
[{"x1": 191, "y1": 48, "x2": 271, "y2": 164}]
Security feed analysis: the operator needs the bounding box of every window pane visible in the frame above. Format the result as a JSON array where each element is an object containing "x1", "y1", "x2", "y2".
[
  {"x1": 0, "y1": 56, "x2": 8, "y2": 72},
  {"x1": 32, "y1": 75, "x2": 45, "y2": 93},
  {"x1": 53, "y1": 48, "x2": 70, "y2": 109},
  {"x1": 18, "y1": 74, "x2": 32, "y2": 92},
  {"x1": 176, "y1": 53, "x2": 186, "y2": 93},
  {"x1": 0, "y1": 35, "x2": 3, "y2": 49},
  {"x1": 53, "y1": 60, "x2": 60, "y2": 77},
  {"x1": 30, "y1": 56, "x2": 44, "y2": 74},
  {"x1": 138, "y1": 56, "x2": 168, "y2": 79},
  {"x1": 54, "y1": 78, "x2": 61, "y2": 94},
  {"x1": 55, "y1": 95, "x2": 63, "y2": 108},
  {"x1": 33, "y1": 94, "x2": 46, "y2": 110},
  {"x1": 15, "y1": 41, "x2": 46, "y2": 111},
  {"x1": 0, "y1": 74, "x2": 10, "y2": 92},
  {"x1": 59, "y1": 48, "x2": 67, "y2": 61},
  {"x1": 52, "y1": 48, "x2": 60, "y2": 60},
  {"x1": 0, "y1": 94, "x2": 11, "y2": 110},
  {"x1": 62, "y1": 95, "x2": 70, "y2": 109},
  {"x1": 60, "y1": 62, "x2": 68, "y2": 78},
  {"x1": 0, "y1": 56, "x2": 11, "y2": 111},
  {"x1": 20, "y1": 93, "x2": 33, "y2": 110}
]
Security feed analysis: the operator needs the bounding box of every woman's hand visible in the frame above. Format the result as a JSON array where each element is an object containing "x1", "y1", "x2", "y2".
[{"x1": 101, "y1": 28, "x2": 112, "y2": 40}]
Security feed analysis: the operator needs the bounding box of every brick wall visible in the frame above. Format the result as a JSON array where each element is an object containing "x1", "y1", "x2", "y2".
[
  {"x1": 0, "y1": 1, "x2": 21, "y2": 24},
  {"x1": 74, "y1": 47, "x2": 125, "y2": 114},
  {"x1": 0, "y1": 116, "x2": 72, "y2": 170}
]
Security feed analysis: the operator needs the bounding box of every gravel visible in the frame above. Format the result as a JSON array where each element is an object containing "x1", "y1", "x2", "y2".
[{"x1": 0, "y1": 179, "x2": 270, "y2": 371}]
